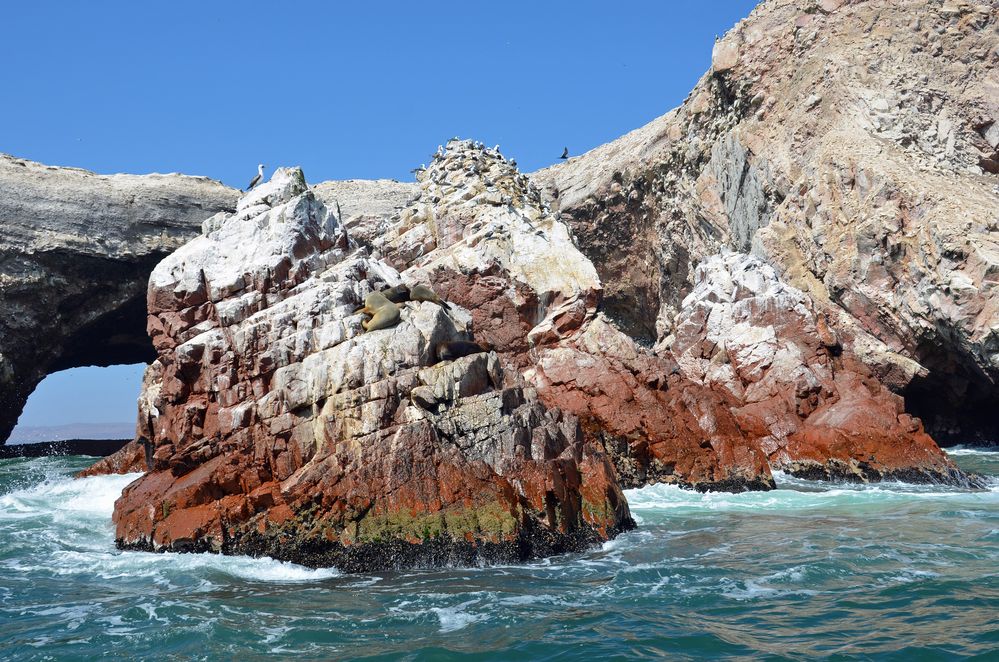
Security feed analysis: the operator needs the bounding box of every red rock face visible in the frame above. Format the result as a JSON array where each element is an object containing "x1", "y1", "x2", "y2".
[
  {"x1": 433, "y1": 267, "x2": 774, "y2": 491},
  {"x1": 671, "y1": 254, "x2": 977, "y2": 486},
  {"x1": 103, "y1": 140, "x2": 980, "y2": 574},
  {"x1": 110, "y1": 166, "x2": 633, "y2": 571},
  {"x1": 76, "y1": 440, "x2": 147, "y2": 478}
]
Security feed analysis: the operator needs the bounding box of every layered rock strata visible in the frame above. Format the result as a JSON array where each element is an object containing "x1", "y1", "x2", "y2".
[
  {"x1": 113, "y1": 167, "x2": 632, "y2": 571},
  {"x1": 113, "y1": 137, "x2": 981, "y2": 572},
  {"x1": 0, "y1": 154, "x2": 238, "y2": 444},
  {"x1": 372, "y1": 141, "x2": 977, "y2": 488},
  {"x1": 536, "y1": 0, "x2": 999, "y2": 443}
]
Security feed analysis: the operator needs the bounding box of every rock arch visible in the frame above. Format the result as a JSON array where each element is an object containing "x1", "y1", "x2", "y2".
[{"x1": 0, "y1": 154, "x2": 238, "y2": 444}]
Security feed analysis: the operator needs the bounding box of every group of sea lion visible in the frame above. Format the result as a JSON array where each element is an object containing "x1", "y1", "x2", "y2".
[
  {"x1": 355, "y1": 282, "x2": 488, "y2": 363},
  {"x1": 379, "y1": 283, "x2": 451, "y2": 311},
  {"x1": 356, "y1": 282, "x2": 450, "y2": 332}
]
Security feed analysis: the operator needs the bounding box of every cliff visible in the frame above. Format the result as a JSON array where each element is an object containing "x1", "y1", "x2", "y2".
[
  {"x1": 535, "y1": 0, "x2": 999, "y2": 443},
  {"x1": 0, "y1": 154, "x2": 238, "y2": 444},
  {"x1": 112, "y1": 138, "x2": 977, "y2": 571},
  {"x1": 49, "y1": 0, "x2": 993, "y2": 571}
]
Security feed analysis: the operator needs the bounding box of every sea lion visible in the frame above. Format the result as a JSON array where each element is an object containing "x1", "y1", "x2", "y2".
[
  {"x1": 354, "y1": 290, "x2": 393, "y2": 313},
  {"x1": 362, "y1": 305, "x2": 401, "y2": 332},
  {"x1": 380, "y1": 283, "x2": 411, "y2": 304},
  {"x1": 409, "y1": 283, "x2": 451, "y2": 311},
  {"x1": 435, "y1": 340, "x2": 487, "y2": 363},
  {"x1": 358, "y1": 291, "x2": 402, "y2": 332}
]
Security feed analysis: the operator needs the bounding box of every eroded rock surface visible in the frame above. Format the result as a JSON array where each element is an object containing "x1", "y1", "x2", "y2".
[
  {"x1": 112, "y1": 134, "x2": 982, "y2": 571},
  {"x1": 673, "y1": 253, "x2": 974, "y2": 485},
  {"x1": 0, "y1": 154, "x2": 238, "y2": 444},
  {"x1": 89, "y1": 0, "x2": 993, "y2": 571},
  {"x1": 537, "y1": 0, "x2": 999, "y2": 443},
  {"x1": 113, "y1": 166, "x2": 632, "y2": 571},
  {"x1": 374, "y1": 142, "x2": 776, "y2": 492}
]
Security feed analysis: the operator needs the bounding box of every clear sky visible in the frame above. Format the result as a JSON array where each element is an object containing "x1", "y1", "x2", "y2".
[{"x1": 5, "y1": 0, "x2": 758, "y2": 432}]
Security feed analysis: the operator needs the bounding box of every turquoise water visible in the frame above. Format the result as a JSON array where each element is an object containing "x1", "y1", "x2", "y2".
[{"x1": 2, "y1": 450, "x2": 997, "y2": 660}]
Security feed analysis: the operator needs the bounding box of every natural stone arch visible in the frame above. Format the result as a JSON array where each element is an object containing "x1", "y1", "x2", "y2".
[{"x1": 0, "y1": 153, "x2": 238, "y2": 444}]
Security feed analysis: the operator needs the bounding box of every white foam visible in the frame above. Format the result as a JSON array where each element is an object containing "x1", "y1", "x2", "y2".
[
  {"x1": 431, "y1": 600, "x2": 486, "y2": 633},
  {"x1": 944, "y1": 446, "x2": 999, "y2": 456},
  {"x1": 624, "y1": 474, "x2": 999, "y2": 517},
  {"x1": 0, "y1": 466, "x2": 340, "y2": 584},
  {"x1": 0, "y1": 471, "x2": 141, "y2": 518}
]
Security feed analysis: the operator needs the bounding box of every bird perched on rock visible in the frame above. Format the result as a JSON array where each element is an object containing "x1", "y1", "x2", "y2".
[
  {"x1": 560, "y1": 147, "x2": 569, "y2": 160},
  {"x1": 245, "y1": 164, "x2": 266, "y2": 191}
]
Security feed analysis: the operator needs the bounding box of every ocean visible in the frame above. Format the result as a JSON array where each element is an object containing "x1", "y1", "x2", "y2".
[{"x1": 1, "y1": 449, "x2": 997, "y2": 660}]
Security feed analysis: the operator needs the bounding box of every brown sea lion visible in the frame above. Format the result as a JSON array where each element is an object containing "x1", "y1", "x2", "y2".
[
  {"x1": 362, "y1": 305, "x2": 400, "y2": 331},
  {"x1": 410, "y1": 283, "x2": 451, "y2": 311},
  {"x1": 380, "y1": 283, "x2": 411, "y2": 304},
  {"x1": 358, "y1": 291, "x2": 402, "y2": 332},
  {"x1": 435, "y1": 340, "x2": 487, "y2": 362}
]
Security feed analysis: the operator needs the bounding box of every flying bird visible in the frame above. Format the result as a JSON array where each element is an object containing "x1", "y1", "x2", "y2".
[
  {"x1": 245, "y1": 164, "x2": 266, "y2": 191},
  {"x1": 560, "y1": 147, "x2": 569, "y2": 159}
]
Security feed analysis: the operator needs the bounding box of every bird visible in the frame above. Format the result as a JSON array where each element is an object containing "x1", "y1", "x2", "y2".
[
  {"x1": 560, "y1": 147, "x2": 569, "y2": 160},
  {"x1": 245, "y1": 164, "x2": 266, "y2": 191}
]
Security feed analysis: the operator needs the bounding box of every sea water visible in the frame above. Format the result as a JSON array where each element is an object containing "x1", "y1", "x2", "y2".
[{"x1": 1, "y1": 450, "x2": 997, "y2": 660}]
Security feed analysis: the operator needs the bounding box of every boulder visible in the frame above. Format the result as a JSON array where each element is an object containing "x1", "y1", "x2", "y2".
[{"x1": 113, "y1": 165, "x2": 632, "y2": 571}]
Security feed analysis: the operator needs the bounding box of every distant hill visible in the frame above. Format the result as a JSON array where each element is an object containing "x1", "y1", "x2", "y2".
[{"x1": 7, "y1": 422, "x2": 133, "y2": 444}]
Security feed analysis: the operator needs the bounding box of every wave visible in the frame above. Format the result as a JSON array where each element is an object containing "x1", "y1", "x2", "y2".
[
  {"x1": 0, "y1": 459, "x2": 339, "y2": 584},
  {"x1": 944, "y1": 445, "x2": 999, "y2": 456},
  {"x1": 623, "y1": 471, "x2": 999, "y2": 517}
]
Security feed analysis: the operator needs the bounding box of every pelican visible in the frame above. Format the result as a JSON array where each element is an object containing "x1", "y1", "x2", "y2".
[{"x1": 245, "y1": 164, "x2": 266, "y2": 191}]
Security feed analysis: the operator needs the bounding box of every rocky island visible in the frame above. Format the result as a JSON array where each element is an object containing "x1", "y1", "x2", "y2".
[{"x1": 2, "y1": 0, "x2": 995, "y2": 571}]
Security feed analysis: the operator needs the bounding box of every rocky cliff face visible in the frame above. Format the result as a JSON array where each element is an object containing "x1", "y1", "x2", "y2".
[
  {"x1": 113, "y1": 166, "x2": 633, "y2": 571},
  {"x1": 113, "y1": 134, "x2": 979, "y2": 571},
  {"x1": 59, "y1": 0, "x2": 990, "y2": 571},
  {"x1": 536, "y1": 0, "x2": 999, "y2": 443},
  {"x1": 0, "y1": 154, "x2": 238, "y2": 444}
]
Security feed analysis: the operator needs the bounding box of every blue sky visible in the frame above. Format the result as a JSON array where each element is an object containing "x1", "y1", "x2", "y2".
[{"x1": 5, "y1": 0, "x2": 758, "y2": 431}]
